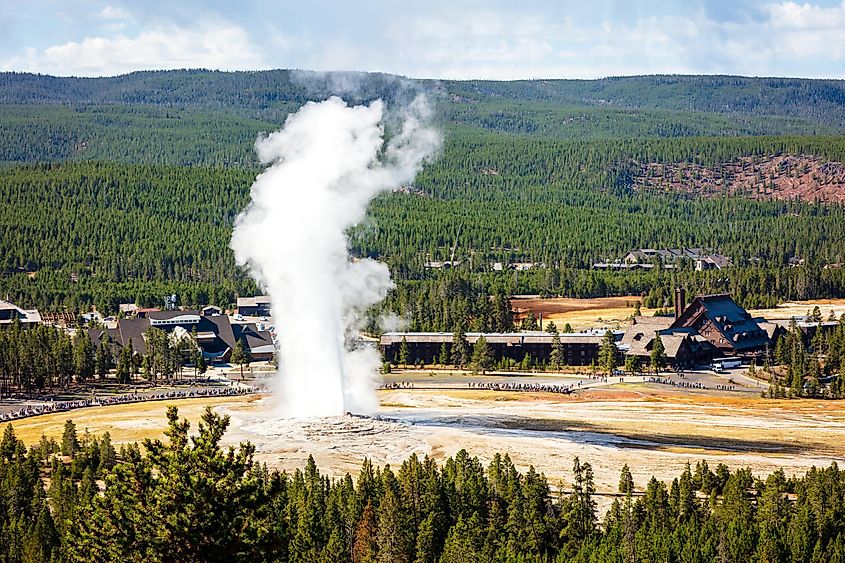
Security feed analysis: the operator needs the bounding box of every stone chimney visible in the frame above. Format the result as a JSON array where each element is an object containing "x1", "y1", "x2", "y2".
[{"x1": 674, "y1": 287, "x2": 686, "y2": 320}]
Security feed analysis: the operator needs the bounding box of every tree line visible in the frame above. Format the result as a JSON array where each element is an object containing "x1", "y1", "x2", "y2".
[
  {"x1": 0, "y1": 320, "x2": 217, "y2": 398},
  {"x1": 767, "y1": 312, "x2": 845, "y2": 399},
  {"x1": 4, "y1": 70, "x2": 845, "y2": 131}
]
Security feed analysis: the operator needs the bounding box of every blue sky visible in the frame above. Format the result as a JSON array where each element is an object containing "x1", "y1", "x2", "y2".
[{"x1": 2, "y1": 0, "x2": 845, "y2": 79}]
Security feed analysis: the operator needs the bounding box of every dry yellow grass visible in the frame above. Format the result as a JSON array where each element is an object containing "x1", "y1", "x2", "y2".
[
  {"x1": 515, "y1": 297, "x2": 845, "y2": 331},
  {"x1": 540, "y1": 306, "x2": 657, "y2": 330},
  {"x1": 748, "y1": 299, "x2": 845, "y2": 321},
  {"x1": 2, "y1": 396, "x2": 258, "y2": 446},
  {"x1": 511, "y1": 296, "x2": 656, "y2": 330}
]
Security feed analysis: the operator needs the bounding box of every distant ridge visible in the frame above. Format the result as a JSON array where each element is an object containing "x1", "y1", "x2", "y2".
[{"x1": 2, "y1": 70, "x2": 845, "y2": 128}]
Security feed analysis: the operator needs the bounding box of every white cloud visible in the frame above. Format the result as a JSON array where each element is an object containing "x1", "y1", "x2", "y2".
[
  {"x1": 765, "y1": 0, "x2": 845, "y2": 30},
  {"x1": 99, "y1": 22, "x2": 128, "y2": 32},
  {"x1": 2, "y1": 20, "x2": 270, "y2": 76},
  {"x1": 374, "y1": 11, "x2": 697, "y2": 79},
  {"x1": 760, "y1": 0, "x2": 845, "y2": 60},
  {"x1": 97, "y1": 6, "x2": 130, "y2": 20},
  {"x1": 367, "y1": 3, "x2": 845, "y2": 79},
  {"x1": 3, "y1": 1, "x2": 845, "y2": 79}
]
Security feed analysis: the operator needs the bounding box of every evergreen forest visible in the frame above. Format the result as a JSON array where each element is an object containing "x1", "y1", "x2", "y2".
[{"x1": 2, "y1": 70, "x2": 845, "y2": 322}]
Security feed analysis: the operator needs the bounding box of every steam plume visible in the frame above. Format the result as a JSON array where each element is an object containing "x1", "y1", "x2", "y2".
[{"x1": 231, "y1": 95, "x2": 439, "y2": 417}]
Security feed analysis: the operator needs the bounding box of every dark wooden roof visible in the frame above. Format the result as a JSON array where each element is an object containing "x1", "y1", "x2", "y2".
[
  {"x1": 232, "y1": 323, "x2": 274, "y2": 353},
  {"x1": 672, "y1": 293, "x2": 769, "y2": 351},
  {"x1": 107, "y1": 315, "x2": 237, "y2": 356}
]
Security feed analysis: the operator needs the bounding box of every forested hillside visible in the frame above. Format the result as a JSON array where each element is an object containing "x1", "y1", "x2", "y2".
[
  {"x1": 4, "y1": 103, "x2": 832, "y2": 167},
  {"x1": 0, "y1": 71, "x2": 842, "y2": 165},
  {"x1": 4, "y1": 71, "x2": 845, "y2": 129},
  {"x1": 2, "y1": 69, "x2": 845, "y2": 316},
  {"x1": 448, "y1": 75, "x2": 845, "y2": 127}
]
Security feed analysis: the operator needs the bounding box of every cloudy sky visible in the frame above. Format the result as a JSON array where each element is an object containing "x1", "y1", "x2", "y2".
[{"x1": 1, "y1": 0, "x2": 845, "y2": 79}]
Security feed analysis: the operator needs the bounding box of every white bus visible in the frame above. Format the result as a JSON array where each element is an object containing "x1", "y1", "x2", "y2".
[{"x1": 711, "y1": 357, "x2": 742, "y2": 372}]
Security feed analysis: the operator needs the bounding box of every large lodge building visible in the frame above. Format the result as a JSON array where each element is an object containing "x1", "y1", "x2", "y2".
[
  {"x1": 89, "y1": 308, "x2": 275, "y2": 363},
  {"x1": 622, "y1": 289, "x2": 773, "y2": 368},
  {"x1": 381, "y1": 290, "x2": 778, "y2": 369},
  {"x1": 380, "y1": 330, "x2": 616, "y2": 366}
]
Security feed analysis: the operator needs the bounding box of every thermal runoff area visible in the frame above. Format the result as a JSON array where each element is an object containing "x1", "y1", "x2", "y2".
[{"x1": 230, "y1": 96, "x2": 439, "y2": 417}]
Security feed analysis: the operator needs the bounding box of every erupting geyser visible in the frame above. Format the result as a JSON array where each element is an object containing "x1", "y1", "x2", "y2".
[{"x1": 230, "y1": 95, "x2": 439, "y2": 417}]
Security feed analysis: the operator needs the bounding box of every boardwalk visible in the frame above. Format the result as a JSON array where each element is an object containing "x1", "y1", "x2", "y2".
[{"x1": 0, "y1": 386, "x2": 254, "y2": 422}]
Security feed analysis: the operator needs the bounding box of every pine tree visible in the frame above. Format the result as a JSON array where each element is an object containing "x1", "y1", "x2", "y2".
[
  {"x1": 440, "y1": 515, "x2": 484, "y2": 563},
  {"x1": 376, "y1": 474, "x2": 411, "y2": 563},
  {"x1": 61, "y1": 419, "x2": 79, "y2": 457},
  {"x1": 67, "y1": 406, "x2": 280, "y2": 561},
  {"x1": 451, "y1": 326, "x2": 469, "y2": 369},
  {"x1": 437, "y1": 342, "x2": 450, "y2": 366},
  {"x1": 53, "y1": 333, "x2": 74, "y2": 389},
  {"x1": 115, "y1": 343, "x2": 132, "y2": 385},
  {"x1": 549, "y1": 328, "x2": 564, "y2": 371},
  {"x1": 197, "y1": 351, "x2": 207, "y2": 377},
  {"x1": 774, "y1": 334, "x2": 788, "y2": 366},
  {"x1": 561, "y1": 457, "x2": 597, "y2": 548},
  {"x1": 95, "y1": 337, "x2": 112, "y2": 380},
  {"x1": 399, "y1": 336, "x2": 410, "y2": 366},
  {"x1": 353, "y1": 502, "x2": 378, "y2": 563},
  {"x1": 651, "y1": 334, "x2": 666, "y2": 375},
  {"x1": 470, "y1": 336, "x2": 493, "y2": 374},
  {"x1": 521, "y1": 312, "x2": 539, "y2": 331},
  {"x1": 23, "y1": 504, "x2": 58, "y2": 562},
  {"x1": 618, "y1": 464, "x2": 634, "y2": 495},
  {"x1": 231, "y1": 338, "x2": 250, "y2": 381},
  {"x1": 73, "y1": 331, "x2": 95, "y2": 381},
  {"x1": 414, "y1": 513, "x2": 438, "y2": 563},
  {"x1": 599, "y1": 330, "x2": 618, "y2": 374},
  {"x1": 98, "y1": 432, "x2": 116, "y2": 473},
  {"x1": 520, "y1": 353, "x2": 533, "y2": 371},
  {"x1": 492, "y1": 292, "x2": 513, "y2": 333},
  {"x1": 321, "y1": 528, "x2": 347, "y2": 563},
  {"x1": 755, "y1": 470, "x2": 788, "y2": 562}
]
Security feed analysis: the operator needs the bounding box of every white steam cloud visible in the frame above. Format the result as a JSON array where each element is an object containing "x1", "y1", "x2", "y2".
[{"x1": 231, "y1": 95, "x2": 440, "y2": 417}]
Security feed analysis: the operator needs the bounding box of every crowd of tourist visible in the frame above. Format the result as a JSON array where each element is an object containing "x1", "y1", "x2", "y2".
[
  {"x1": 646, "y1": 376, "x2": 707, "y2": 390},
  {"x1": 466, "y1": 381, "x2": 574, "y2": 394},
  {"x1": 0, "y1": 386, "x2": 254, "y2": 422},
  {"x1": 378, "y1": 381, "x2": 416, "y2": 390}
]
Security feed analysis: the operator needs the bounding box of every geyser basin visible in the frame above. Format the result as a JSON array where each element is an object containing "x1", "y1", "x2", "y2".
[
  {"x1": 230, "y1": 96, "x2": 439, "y2": 417},
  {"x1": 214, "y1": 390, "x2": 844, "y2": 506}
]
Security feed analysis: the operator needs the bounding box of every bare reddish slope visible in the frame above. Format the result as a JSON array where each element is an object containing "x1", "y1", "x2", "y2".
[{"x1": 632, "y1": 155, "x2": 845, "y2": 204}]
